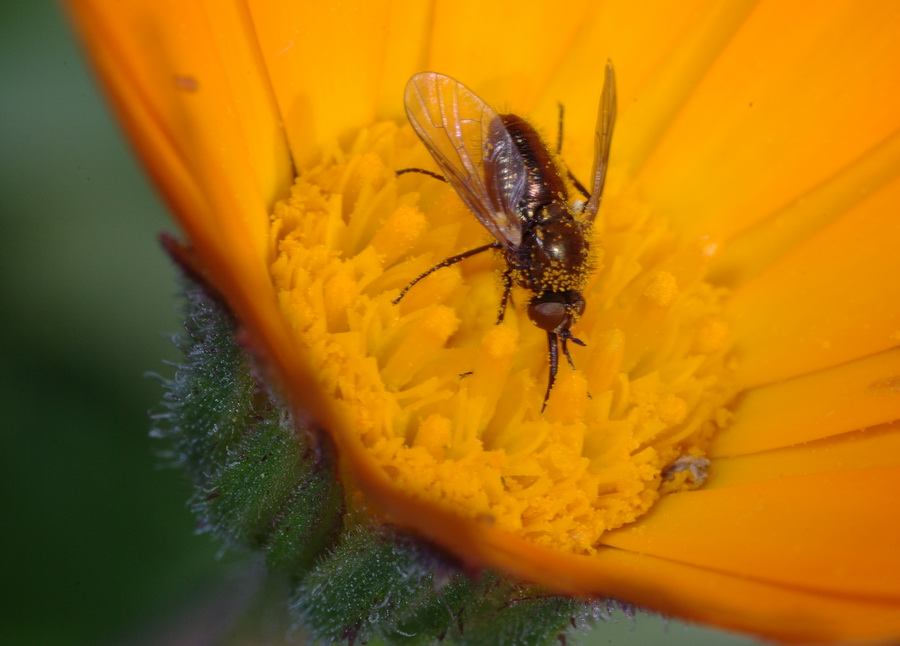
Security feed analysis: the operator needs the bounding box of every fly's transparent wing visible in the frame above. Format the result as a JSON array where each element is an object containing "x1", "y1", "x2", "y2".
[
  {"x1": 485, "y1": 115, "x2": 528, "y2": 224},
  {"x1": 582, "y1": 62, "x2": 617, "y2": 223},
  {"x1": 404, "y1": 72, "x2": 524, "y2": 248}
]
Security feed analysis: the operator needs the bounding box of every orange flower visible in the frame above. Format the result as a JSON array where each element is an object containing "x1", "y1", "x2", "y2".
[{"x1": 69, "y1": 1, "x2": 900, "y2": 642}]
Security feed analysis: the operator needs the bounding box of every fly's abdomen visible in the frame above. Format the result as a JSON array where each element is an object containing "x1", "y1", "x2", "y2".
[{"x1": 499, "y1": 114, "x2": 568, "y2": 213}]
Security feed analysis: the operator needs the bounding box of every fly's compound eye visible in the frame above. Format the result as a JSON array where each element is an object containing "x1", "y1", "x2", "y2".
[
  {"x1": 528, "y1": 291, "x2": 585, "y2": 333},
  {"x1": 529, "y1": 299, "x2": 566, "y2": 332}
]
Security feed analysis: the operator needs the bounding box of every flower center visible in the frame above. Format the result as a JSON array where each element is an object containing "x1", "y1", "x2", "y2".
[{"x1": 268, "y1": 121, "x2": 736, "y2": 555}]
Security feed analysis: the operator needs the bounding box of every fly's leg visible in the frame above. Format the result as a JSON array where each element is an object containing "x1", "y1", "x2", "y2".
[
  {"x1": 495, "y1": 268, "x2": 513, "y2": 324},
  {"x1": 543, "y1": 330, "x2": 587, "y2": 411},
  {"x1": 396, "y1": 168, "x2": 446, "y2": 182},
  {"x1": 556, "y1": 103, "x2": 590, "y2": 200},
  {"x1": 542, "y1": 332, "x2": 559, "y2": 413},
  {"x1": 559, "y1": 330, "x2": 586, "y2": 369},
  {"x1": 392, "y1": 242, "x2": 502, "y2": 305}
]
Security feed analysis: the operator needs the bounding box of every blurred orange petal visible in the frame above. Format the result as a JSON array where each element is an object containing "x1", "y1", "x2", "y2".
[
  {"x1": 638, "y1": 2, "x2": 900, "y2": 243},
  {"x1": 728, "y1": 174, "x2": 900, "y2": 388}
]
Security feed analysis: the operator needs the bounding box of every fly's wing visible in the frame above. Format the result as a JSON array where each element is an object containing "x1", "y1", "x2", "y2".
[
  {"x1": 582, "y1": 62, "x2": 617, "y2": 223},
  {"x1": 405, "y1": 72, "x2": 524, "y2": 248}
]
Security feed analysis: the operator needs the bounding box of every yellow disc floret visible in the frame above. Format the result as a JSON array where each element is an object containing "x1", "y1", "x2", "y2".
[{"x1": 268, "y1": 122, "x2": 736, "y2": 554}]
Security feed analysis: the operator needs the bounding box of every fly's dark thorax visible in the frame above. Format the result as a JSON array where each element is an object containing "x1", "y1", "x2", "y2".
[{"x1": 515, "y1": 212, "x2": 591, "y2": 293}]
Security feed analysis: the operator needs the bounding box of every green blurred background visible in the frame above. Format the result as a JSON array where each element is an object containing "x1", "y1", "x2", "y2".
[{"x1": 1, "y1": 2, "x2": 758, "y2": 644}]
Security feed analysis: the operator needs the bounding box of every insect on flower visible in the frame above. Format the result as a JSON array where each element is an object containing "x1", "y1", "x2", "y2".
[{"x1": 395, "y1": 63, "x2": 617, "y2": 411}]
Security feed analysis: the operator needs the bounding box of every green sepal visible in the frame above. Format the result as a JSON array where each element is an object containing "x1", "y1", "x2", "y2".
[
  {"x1": 293, "y1": 524, "x2": 475, "y2": 644},
  {"x1": 454, "y1": 592, "x2": 601, "y2": 646},
  {"x1": 293, "y1": 524, "x2": 601, "y2": 645},
  {"x1": 154, "y1": 280, "x2": 342, "y2": 574},
  {"x1": 263, "y1": 462, "x2": 343, "y2": 574},
  {"x1": 157, "y1": 285, "x2": 255, "y2": 477}
]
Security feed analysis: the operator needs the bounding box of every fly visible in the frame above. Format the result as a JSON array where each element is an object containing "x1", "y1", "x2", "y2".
[{"x1": 394, "y1": 63, "x2": 617, "y2": 411}]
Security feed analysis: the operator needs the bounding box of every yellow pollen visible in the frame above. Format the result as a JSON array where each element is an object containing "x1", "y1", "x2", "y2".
[
  {"x1": 483, "y1": 325, "x2": 518, "y2": 360},
  {"x1": 643, "y1": 271, "x2": 679, "y2": 306},
  {"x1": 658, "y1": 394, "x2": 689, "y2": 426},
  {"x1": 267, "y1": 122, "x2": 737, "y2": 554},
  {"x1": 414, "y1": 414, "x2": 453, "y2": 460},
  {"x1": 370, "y1": 205, "x2": 427, "y2": 264}
]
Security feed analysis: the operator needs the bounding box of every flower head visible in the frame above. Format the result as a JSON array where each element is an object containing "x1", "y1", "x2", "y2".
[{"x1": 70, "y1": 0, "x2": 900, "y2": 642}]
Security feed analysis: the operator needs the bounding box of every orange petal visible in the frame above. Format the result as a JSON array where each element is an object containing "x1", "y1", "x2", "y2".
[
  {"x1": 68, "y1": 0, "x2": 293, "y2": 248},
  {"x1": 603, "y1": 465, "x2": 900, "y2": 600},
  {"x1": 727, "y1": 174, "x2": 900, "y2": 389},
  {"x1": 713, "y1": 347, "x2": 900, "y2": 456},
  {"x1": 575, "y1": 548, "x2": 900, "y2": 644},
  {"x1": 245, "y1": 0, "x2": 433, "y2": 167},
  {"x1": 560, "y1": 1, "x2": 759, "y2": 187},
  {"x1": 709, "y1": 421, "x2": 900, "y2": 488},
  {"x1": 710, "y1": 127, "x2": 900, "y2": 287},
  {"x1": 68, "y1": 0, "x2": 342, "y2": 430},
  {"x1": 636, "y1": 1, "x2": 900, "y2": 243},
  {"x1": 424, "y1": 0, "x2": 596, "y2": 108}
]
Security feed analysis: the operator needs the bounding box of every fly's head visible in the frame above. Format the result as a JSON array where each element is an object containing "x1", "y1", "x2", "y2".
[{"x1": 527, "y1": 289, "x2": 585, "y2": 335}]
